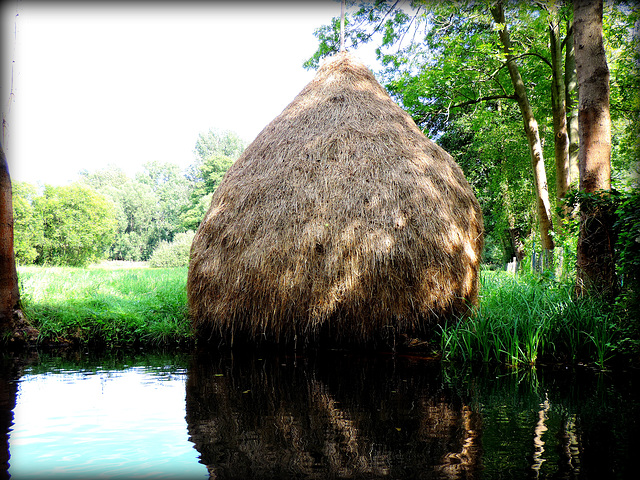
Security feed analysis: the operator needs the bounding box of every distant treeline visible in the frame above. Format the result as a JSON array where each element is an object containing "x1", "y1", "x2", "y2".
[{"x1": 12, "y1": 128, "x2": 246, "y2": 267}]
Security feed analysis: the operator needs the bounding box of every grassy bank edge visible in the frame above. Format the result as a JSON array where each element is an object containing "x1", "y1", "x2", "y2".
[
  {"x1": 15, "y1": 265, "x2": 192, "y2": 349},
  {"x1": 11, "y1": 265, "x2": 639, "y2": 368}
]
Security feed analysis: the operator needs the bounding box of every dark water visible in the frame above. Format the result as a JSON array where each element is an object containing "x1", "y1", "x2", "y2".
[{"x1": 1, "y1": 350, "x2": 638, "y2": 479}]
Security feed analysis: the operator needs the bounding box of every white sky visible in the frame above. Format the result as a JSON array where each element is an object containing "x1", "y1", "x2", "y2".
[{"x1": 1, "y1": 0, "x2": 378, "y2": 186}]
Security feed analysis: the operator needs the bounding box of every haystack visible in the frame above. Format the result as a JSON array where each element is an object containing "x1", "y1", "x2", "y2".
[{"x1": 188, "y1": 51, "x2": 483, "y2": 345}]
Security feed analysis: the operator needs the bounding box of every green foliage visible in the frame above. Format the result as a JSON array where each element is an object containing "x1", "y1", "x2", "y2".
[
  {"x1": 180, "y1": 193, "x2": 213, "y2": 233},
  {"x1": 199, "y1": 155, "x2": 235, "y2": 195},
  {"x1": 149, "y1": 231, "x2": 195, "y2": 268},
  {"x1": 559, "y1": 186, "x2": 639, "y2": 319},
  {"x1": 439, "y1": 270, "x2": 625, "y2": 368},
  {"x1": 306, "y1": 1, "x2": 637, "y2": 273},
  {"x1": 14, "y1": 128, "x2": 245, "y2": 267},
  {"x1": 81, "y1": 162, "x2": 192, "y2": 262},
  {"x1": 73, "y1": 130, "x2": 244, "y2": 262},
  {"x1": 31, "y1": 183, "x2": 117, "y2": 267},
  {"x1": 182, "y1": 129, "x2": 246, "y2": 231},
  {"x1": 136, "y1": 161, "x2": 191, "y2": 245},
  {"x1": 18, "y1": 265, "x2": 191, "y2": 347},
  {"x1": 12, "y1": 182, "x2": 44, "y2": 264},
  {"x1": 107, "y1": 179, "x2": 159, "y2": 261},
  {"x1": 193, "y1": 127, "x2": 246, "y2": 163},
  {"x1": 78, "y1": 164, "x2": 128, "y2": 190},
  {"x1": 613, "y1": 187, "x2": 640, "y2": 316},
  {"x1": 605, "y1": 3, "x2": 640, "y2": 153},
  {"x1": 182, "y1": 155, "x2": 235, "y2": 231}
]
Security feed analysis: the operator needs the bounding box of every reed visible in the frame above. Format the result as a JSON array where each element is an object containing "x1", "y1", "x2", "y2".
[{"x1": 438, "y1": 269, "x2": 621, "y2": 367}]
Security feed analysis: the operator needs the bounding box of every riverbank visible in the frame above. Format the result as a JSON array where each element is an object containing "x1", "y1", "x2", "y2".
[
  {"x1": 16, "y1": 264, "x2": 191, "y2": 348},
  {"x1": 11, "y1": 265, "x2": 639, "y2": 368}
]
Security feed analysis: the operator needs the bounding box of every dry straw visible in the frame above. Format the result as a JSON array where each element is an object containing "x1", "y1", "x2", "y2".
[{"x1": 188, "y1": 51, "x2": 484, "y2": 346}]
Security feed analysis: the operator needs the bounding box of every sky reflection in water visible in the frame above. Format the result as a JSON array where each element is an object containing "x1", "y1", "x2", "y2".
[{"x1": 9, "y1": 365, "x2": 207, "y2": 479}]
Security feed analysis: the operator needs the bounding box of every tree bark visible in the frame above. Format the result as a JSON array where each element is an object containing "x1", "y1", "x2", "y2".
[
  {"x1": 0, "y1": 144, "x2": 20, "y2": 327},
  {"x1": 573, "y1": 0, "x2": 617, "y2": 297},
  {"x1": 0, "y1": 143, "x2": 37, "y2": 344},
  {"x1": 491, "y1": 1, "x2": 555, "y2": 252},
  {"x1": 564, "y1": 19, "x2": 580, "y2": 188},
  {"x1": 549, "y1": 14, "x2": 570, "y2": 213}
]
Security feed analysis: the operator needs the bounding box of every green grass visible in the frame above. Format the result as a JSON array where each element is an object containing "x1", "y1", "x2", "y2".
[
  {"x1": 17, "y1": 264, "x2": 191, "y2": 347},
  {"x1": 16, "y1": 265, "x2": 633, "y2": 367},
  {"x1": 439, "y1": 269, "x2": 625, "y2": 368}
]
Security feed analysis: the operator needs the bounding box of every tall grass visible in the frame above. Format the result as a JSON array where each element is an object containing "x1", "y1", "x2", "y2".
[
  {"x1": 17, "y1": 265, "x2": 625, "y2": 365},
  {"x1": 17, "y1": 265, "x2": 191, "y2": 347},
  {"x1": 439, "y1": 270, "x2": 619, "y2": 368}
]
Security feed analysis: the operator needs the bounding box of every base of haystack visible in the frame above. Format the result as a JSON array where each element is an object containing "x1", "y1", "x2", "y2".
[{"x1": 192, "y1": 313, "x2": 461, "y2": 355}]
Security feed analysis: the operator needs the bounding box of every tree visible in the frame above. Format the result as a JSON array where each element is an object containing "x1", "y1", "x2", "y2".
[
  {"x1": 81, "y1": 166, "x2": 160, "y2": 261},
  {"x1": 490, "y1": 0, "x2": 555, "y2": 253},
  {"x1": 34, "y1": 183, "x2": 117, "y2": 266},
  {"x1": 80, "y1": 162, "x2": 196, "y2": 261},
  {"x1": 182, "y1": 129, "x2": 246, "y2": 231},
  {"x1": 136, "y1": 161, "x2": 190, "y2": 244},
  {"x1": 0, "y1": 144, "x2": 20, "y2": 330},
  {"x1": 193, "y1": 128, "x2": 246, "y2": 164},
  {"x1": 106, "y1": 180, "x2": 158, "y2": 261},
  {"x1": 548, "y1": 2, "x2": 571, "y2": 217},
  {"x1": 573, "y1": 0, "x2": 616, "y2": 297},
  {"x1": 0, "y1": 143, "x2": 37, "y2": 343},
  {"x1": 79, "y1": 164, "x2": 129, "y2": 190},
  {"x1": 11, "y1": 182, "x2": 44, "y2": 264},
  {"x1": 564, "y1": 17, "x2": 580, "y2": 192}
]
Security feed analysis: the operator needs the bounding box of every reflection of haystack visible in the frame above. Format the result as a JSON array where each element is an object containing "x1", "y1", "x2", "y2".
[
  {"x1": 188, "y1": 51, "x2": 484, "y2": 344},
  {"x1": 185, "y1": 353, "x2": 481, "y2": 479}
]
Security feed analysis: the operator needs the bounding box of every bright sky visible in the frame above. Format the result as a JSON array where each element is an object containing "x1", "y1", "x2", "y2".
[{"x1": 1, "y1": 1, "x2": 377, "y2": 186}]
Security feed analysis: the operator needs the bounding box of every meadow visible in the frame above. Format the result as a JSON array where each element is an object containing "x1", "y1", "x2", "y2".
[
  {"x1": 17, "y1": 264, "x2": 635, "y2": 368},
  {"x1": 17, "y1": 264, "x2": 191, "y2": 348}
]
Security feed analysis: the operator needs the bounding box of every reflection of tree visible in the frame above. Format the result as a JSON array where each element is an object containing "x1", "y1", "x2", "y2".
[
  {"x1": 435, "y1": 405, "x2": 482, "y2": 479},
  {"x1": 1, "y1": 353, "x2": 38, "y2": 480},
  {"x1": 531, "y1": 395, "x2": 550, "y2": 477},
  {"x1": 0, "y1": 361, "x2": 15, "y2": 480},
  {"x1": 185, "y1": 352, "x2": 481, "y2": 479},
  {"x1": 558, "y1": 414, "x2": 582, "y2": 476}
]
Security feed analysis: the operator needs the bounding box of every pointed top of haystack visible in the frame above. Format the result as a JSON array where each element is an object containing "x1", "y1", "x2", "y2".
[{"x1": 188, "y1": 51, "x2": 484, "y2": 346}]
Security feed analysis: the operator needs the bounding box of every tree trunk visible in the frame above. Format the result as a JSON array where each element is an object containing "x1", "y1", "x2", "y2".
[
  {"x1": 0, "y1": 143, "x2": 37, "y2": 345},
  {"x1": 564, "y1": 19, "x2": 580, "y2": 188},
  {"x1": 550, "y1": 15, "x2": 570, "y2": 214},
  {"x1": 491, "y1": 1, "x2": 555, "y2": 252},
  {"x1": 0, "y1": 144, "x2": 20, "y2": 327},
  {"x1": 573, "y1": 0, "x2": 617, "y2": 297}
]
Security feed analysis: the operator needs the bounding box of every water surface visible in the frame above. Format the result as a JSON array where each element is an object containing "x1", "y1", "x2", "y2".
[
  {"x1": 1, "y1": 351, "x2": 638, "y2": 479},
  {"x1": 6, "y1": 353, "x2": 205, "y2": 479}
]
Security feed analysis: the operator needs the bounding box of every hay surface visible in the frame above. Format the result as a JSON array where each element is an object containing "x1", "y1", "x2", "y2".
[{"x1": 188, "y1": 51, "x2": 483, "y2": 344}]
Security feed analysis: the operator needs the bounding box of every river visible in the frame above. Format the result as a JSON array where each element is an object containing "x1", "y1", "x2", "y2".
[{"x1": 1, "y1": 350, "x2": 638, "y2": 479}]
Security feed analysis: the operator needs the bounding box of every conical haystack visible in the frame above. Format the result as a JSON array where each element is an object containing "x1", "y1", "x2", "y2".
[{"x1": 188, "y1": 51, "x2": 483, "y2": 345}]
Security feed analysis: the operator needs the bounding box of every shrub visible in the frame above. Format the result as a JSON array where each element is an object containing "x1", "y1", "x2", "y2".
[
  {"x1": 148, "y1": 231, "x2": 195, "y2": 268},
  {"x1": 33, "y1": 183, "x2": 117, "y2": 266}
]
